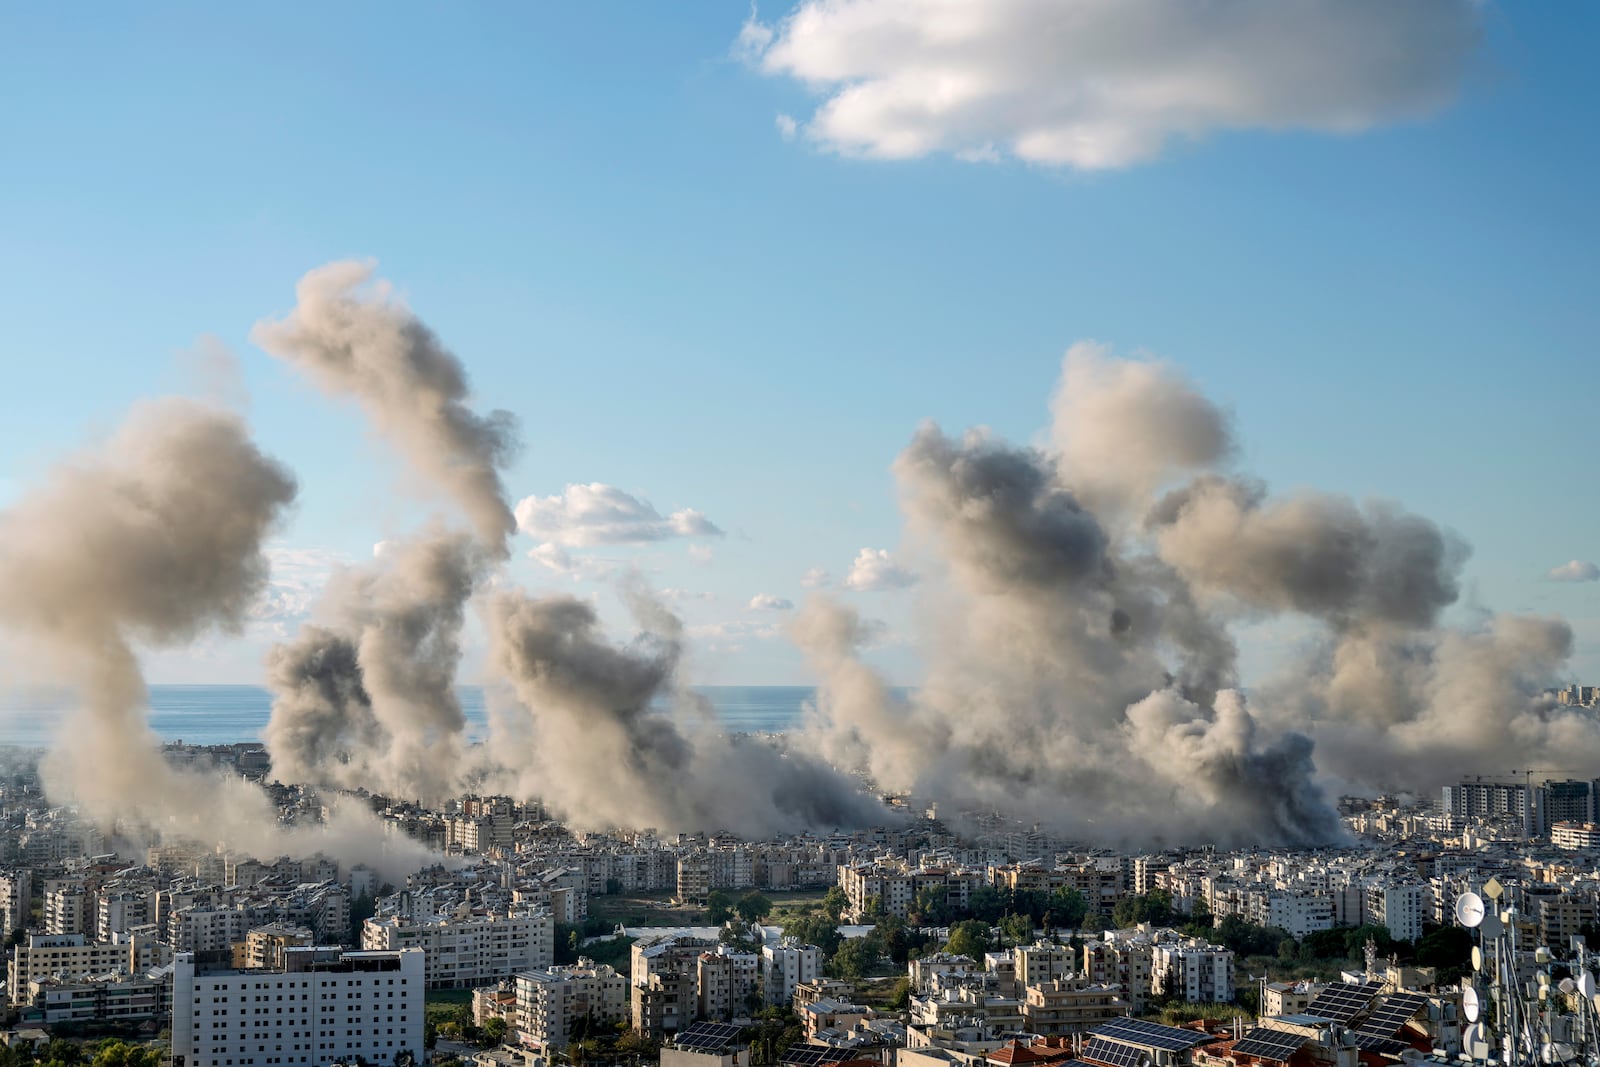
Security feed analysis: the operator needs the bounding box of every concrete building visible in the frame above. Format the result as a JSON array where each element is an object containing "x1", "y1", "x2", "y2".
[
  {"x1": 1081, "y1": 938, "x2": 1153, "y2": 1014},
  {"x1": 17, "y1": 972, "x2": 170, "y2": 1028},
  {"x1": 514, "y1": 961, "x2": 628, "y2": 1051},
  {"x1": 1020, "y1": 979, "x2": 1130, "y2": 1035},
  {"x1": 1365, "y1": 883, "x2": 1427, "y2": 943},
  {"x1": 761, "y1": 940, "x2": 820, "y2": 1007},
  {"x1": 1011, "y1": 942, "x2": 1075, "y2": 991},
  {"x1": 235, "y1": 925, "x2": 316, "y2": 971},
  {"x1": 1150, "y1": 938, "x2": 1233, "y2": 1004},
  {"x1": 8, "y1": 933, "x2": 171, "y2": 1005},
  {"x1": 1552, "y1": 823, "x2": 1600, "y2": 851},
  {"x1": 172, "y1": 947, "x2": 424, "y2": 1067},
  {"x1": 361, "y1": 909, "x2": 553, "y2": 989},
  {"x1": 0, "y1": 870, "x2": 34, "y2": 936}
]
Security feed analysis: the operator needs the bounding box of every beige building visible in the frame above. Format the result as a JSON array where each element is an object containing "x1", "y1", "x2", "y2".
[
  {"x1": 1021, "y1": 979, "x2": 1129, "y2": 1036},
  {"x1": 516, "y1": 960, "x2": 628, "y2": 1051}
]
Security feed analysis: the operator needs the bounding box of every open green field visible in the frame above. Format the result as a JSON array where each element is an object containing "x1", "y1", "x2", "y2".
[{"x1": 589, "y1": 887, "x2": 832, "y2": 929}]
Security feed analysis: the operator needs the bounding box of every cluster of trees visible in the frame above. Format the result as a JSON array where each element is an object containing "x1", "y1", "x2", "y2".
[
  {"x1": 708, "y1": 891, "x2": 774, "y2": 925},
  {"x1": 906, "y1": 884, "x2": 1090, "y2": 932},
  {"x1": 0, "y1": 1041, "x2": 161, "y2": 1067}
]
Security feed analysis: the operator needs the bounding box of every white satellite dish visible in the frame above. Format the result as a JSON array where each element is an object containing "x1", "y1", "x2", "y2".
[
  {"x1": 1464, "y1": 1025, "x2": 1481, "y2": 1049},
  {"x1": 1579, "y1": 973, "x2": 1595, "y2": 999},
  {"x1": 1464, "y1": 986, "x2": 1482, "y2": 1022},
  {"x1": 1472, "y1": 947, "x2": 1483, "y2": 972},
  {"x1": 1560, "y1": 978, "x2": 1577, "y2": 995},
  {"x1": 1457, "y1": 892, "x2": 1486, "y2": 928}
]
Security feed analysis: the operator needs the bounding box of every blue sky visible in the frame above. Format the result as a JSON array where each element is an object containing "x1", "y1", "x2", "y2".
[{"x1": 0, "y1": 1, "x2": 1595, "y2": 686}]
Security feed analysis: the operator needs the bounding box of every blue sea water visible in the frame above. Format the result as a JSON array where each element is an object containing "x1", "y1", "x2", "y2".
[{"x1": 0, "y1": 684, "x2": 813, "y2": 748}]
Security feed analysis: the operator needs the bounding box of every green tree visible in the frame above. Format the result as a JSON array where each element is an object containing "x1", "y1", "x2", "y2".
[
  {"x1": 707, "y1": 890, "x2": 736, "y2": 924},
  {"x1": 737, "y1": 892, "x2": 774, "y2": 924},
  {"x1": 786, "y1": 913, "x2": 843, "y2": 958},
  {"x1": 822, "y1": 886, "x2": 848, "y2": 922},
  {"x1": 1000, "y1": 913, "x2": 1034, "y2": 945},
  {"x1": 828, "y1": 936, "x2": 878, "y2": 979},
  {"x1": 89, "y1": 1044, "x2": 160, "y2": 1067},
  {"x1": 483, "y1": 1017, "x2": 507, "y2": 1045},
  {"x1": 1047, "y1": 888, "x2": 1088, "y2": 931},
  {"x1": 945, "y1": 919, "x2": 992, "y2": 960}
]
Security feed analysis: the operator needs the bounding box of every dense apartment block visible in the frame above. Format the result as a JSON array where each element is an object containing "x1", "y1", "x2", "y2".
[
  {"x1": 172, "y1": 947, "x2": 424, "y2": 1067},
  {"x1": 361, "y1": 907, "x2": 552, "y2": 989},
  {"x1": 514, "y1": 960, "x2": 629, "y2": 1051}
]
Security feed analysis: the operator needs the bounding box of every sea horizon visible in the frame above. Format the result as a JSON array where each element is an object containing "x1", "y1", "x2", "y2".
[{"x1": 0, "y1": 683, "x2": 819, "y2": 749}]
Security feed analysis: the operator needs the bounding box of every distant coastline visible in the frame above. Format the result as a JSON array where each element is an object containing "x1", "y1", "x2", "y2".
[{"x1": 0, "y1": 683, "x2": 816, "y2": 749}]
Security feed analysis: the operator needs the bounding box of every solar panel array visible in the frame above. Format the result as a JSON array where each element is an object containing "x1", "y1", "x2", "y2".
[
  {"x1": 781, "y1": 1046, "x2": 854, "y2": 1067},
  {"x1": 1232, "y1": 1027, "x2": 1308, "y2": 1061},
  {"x1": 1081, "y1": 1037, "x2": 1145, "y2": 1067},
  {"x1": 1093, "y1": 1018, "x2": 1212, "y2": 1051},
  {"x1": 676, "y1": 1022, "x2": 745, "y2": 1052},
  {"x1": 1305, "y1": 980, "x2": 1384, "y2": 1022},
  {"x1": 1357, "y1": 993, "x2": 1428, "y2": 1037},
  {"x1": 1349, "y1": 1032, "x2": 1409, "y2": 1056}
]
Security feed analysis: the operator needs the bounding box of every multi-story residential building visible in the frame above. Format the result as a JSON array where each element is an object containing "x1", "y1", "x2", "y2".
[
  {"x1": 1012, "y1": 941, "x2": 1075, "y2": 991},
  {"x1": 97, "y1": 890, "x2": 155, "y2": 942},
  {"x1": 1151, "y1": 937, "x2": 1233, "y2": 1004},
  {"x1": 515, "y1": 960, "x2": 628, "y2": 1051},
  {"x1": 1082, "y1": 937, "x2": 1154, "y2": 1014},
  {"x1": 44, "y1": 881, "x2": 89, "y2": 937},
  {"x1": 0, "y1": 869, "x2": 34, "y2": 936},
  {"x1": 1539, "y1": 894, "x2": 1598, "y2": 945},
  {"x1": 361, "y1": 908, "x2": 553, "y2": 989},
  {"x1": 1257, "y1": 890, "x2": 1335, "y2": 940},
  {"x1": 8, "y1": 933, "x2": 171, "y2": 1005},
  {"x1": 1552, "y1": 823, "x2": 1600, "y2": 851},
  {"x1": 1365, "y1": 883, "x2": 1427, "y2": 944},
  {"x1": 1021, "y1": 978, "x2": 1129, "y2": 1035},
  {"x1": 837, "y1": 862, "x2": 984, "y2": 921},
  {"x1": 235, "y1": 925, "x2": 316, "y2": 970},
  {"x1": 172, "y1": 947, "x2": 424, "y2": 1067},
  {"x1": 696, "y1": 947, "x2": 759, "y2": 1023},
  {"x1": 761, "y1": 940, "x2": 820, "y2": 1007},
  {"x1": 16, "y1": 972, "x2": 170, "y2": 1027}
]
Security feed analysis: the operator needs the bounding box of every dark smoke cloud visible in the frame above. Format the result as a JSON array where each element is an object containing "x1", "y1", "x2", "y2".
[
  {"x1": 252, "y1": 260, "x2": 519, "y2": 554},
  {"x1": 798, "y1": 344, "x2": 1583, "y2": 846}
]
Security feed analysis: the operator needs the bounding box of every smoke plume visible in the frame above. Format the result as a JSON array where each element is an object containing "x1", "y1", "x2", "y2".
[
  {"x1": 252, "y1": 260, "x2": 519, "y2": 554},
  {"x1": 0, "y1": 400, "x2": 435, "y2": 876},
  {"x1": 485, "y1": 584, "x2": 886, "y2": 836},
  {"x1": 797, "y1": 344, "x2": 1583, "y2": 846}
]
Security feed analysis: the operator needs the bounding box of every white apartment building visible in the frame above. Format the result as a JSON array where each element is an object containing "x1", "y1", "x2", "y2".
[
  {"x1": 1258, "y1": 890, "x2": 1335, "y2": 940},
  {"x1": 8, "y1": 933, "x2": 172, "y2": 1005},
  {"x1": 1151, "y1": 938, "x2": 1233, "y2": 1004},
  {"x1": 361, "y1": 909, "x2": 552, "y2": 989},
  {"x1": 0, "y1": 870, "x2": 33, "y2": 936},
  {"x1": 515, "y1": 961, "x2": 628, "y2": 1051},
  {"x1": 1365, "y1": 883, "x2": 1426, "y2": 943},
  {"x1": 1012, "y1": 941, "x2": 1075, "y2": 990},
  {"x1": 172, "y1": 947, "x2": 423, "y2": 1067},
  {"x1": 761, "y1": 941, "x2": 820, "y2": 1007},
  {"x1": 44, "y1": 883, "x2": 89, "y2": 937}
]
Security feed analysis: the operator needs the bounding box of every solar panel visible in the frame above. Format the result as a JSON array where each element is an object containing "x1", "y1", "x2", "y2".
[
  {"x1": 1081, "y1": 1038, "x2": 1145, "y2": 1067},
  {"x1": 1349, "y1": 1032, "x2": 1409, "y2": 1056},
  {"x1": 676, "y1": 1022, "x2": 745, "y2": 1052},
  {"x1": 781, "y1": 1046, "x2": 853, "y2": 1067},
  {"x1": 1305, "y1": 980, "x2": 1384, "y2": 1022},
  {"x1": 1093, "y1": 1018, "x2": 1213, "y2": 1051},
  {"x1": 1356, "y1": 993, "x2": 1428, "y2": 1037},
  {"x1": 1232, "y1": 1027, "x2": 1308, "y2": 1061}
]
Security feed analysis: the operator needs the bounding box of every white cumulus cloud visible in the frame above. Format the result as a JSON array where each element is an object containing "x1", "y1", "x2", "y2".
[
  {"x1": 527, "y1": 542, "x2": 617, "y2": 582},
  {"x1": 800, "y1": 566, "x2": 832, "y2": 588},
  {"x1": 843, "y1": 547, "x2": 918, "y2": 591},
  {"x1": 514, "y1": 483, "x2": 723, "y2": 546},
  {"x1": 1548, "y1": 560, "x2": 1600, "y2": 583},
  {"x1": 741, "y1": 0, "x2": 1480, "y2": 170},
  {"x1": 749, "y1": 593, "x2": 796, "y2": 611}
]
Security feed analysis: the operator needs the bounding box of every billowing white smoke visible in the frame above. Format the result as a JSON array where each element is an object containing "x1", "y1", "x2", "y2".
[{"x1": 796, "y1": 343, "x2": 1579, "y2": 846}]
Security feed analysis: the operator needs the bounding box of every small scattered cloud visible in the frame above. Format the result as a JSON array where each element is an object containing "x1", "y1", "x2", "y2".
[
  {"x1": 662, "y1": 587, "x2": 716, "y2": 603},
  {"x1": 248, "y1": 543, "x2": 354, "y2": 632},
  {"x1": 843, "y1": 547, "x2": 918, "y2": 591},
  {"x1": 775, "y1": 113, "x2": 798, "y2": 141},
  {"x1": 527, "y1": 542, "x2": 617, "y2": 582},
  {"x1": 749, "y1": 593, "x2": 795, "y2": 611},
  {"x1": 800, "y1": 566, "x2": 832, "y2": 588},
  {"x1": 741, "y1": 0, "x2": 1480, "y2": 170},
  {"x1": 1548, "y1": 560, "x2": 1600, "y2": 583},
  {"x1": 514, "y1": 483, "x2": 723, "y2": 546},
  {"x1": 688, "y1": 544, "x2": 716, "y2": 565}
]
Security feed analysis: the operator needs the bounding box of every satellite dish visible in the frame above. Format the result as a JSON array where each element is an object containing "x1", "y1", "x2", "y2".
[
  {"x1": 1560, "y1": 978, "x2": 1577, "y2": 995},
  {"x1": 1579, "y1": 973, "x2": 1595, "y2": 999},
  {"x1": 1464, "y1": 1025, "x2": 1481, "y2": 1047},
  {"x1": 1457, "y1": 893, "x2": 1486, "y2": 929},
  {"x1": 1472, "y1": 947, "x2": 1483, "y2": 972},
  {"x1": 1482, "y1": 912, "x2": 1505, "y2": 938},
  {"x1": 1464, "y1": 986, "x2": 1482, "y2": 1022}
]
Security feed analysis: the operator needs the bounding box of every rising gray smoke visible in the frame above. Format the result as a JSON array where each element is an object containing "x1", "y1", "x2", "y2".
[
  {"x1": 485, "y1": 584, "x2": 886, "y2": 836},
  {"x1": 262, "y1": 532, "x2": 487, "y2": 800},
  {"x1": 252, "y1": 260, "x2": 519, "y2": 553},
  {"x1": 0, "y1": 399, "x2": 436, "y2": 877},
  {"x1": 797, "y1": 344, "x2": 1585, "y2": 846}
]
